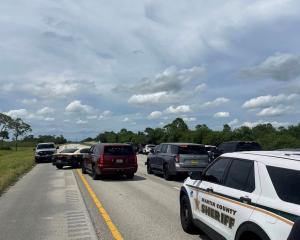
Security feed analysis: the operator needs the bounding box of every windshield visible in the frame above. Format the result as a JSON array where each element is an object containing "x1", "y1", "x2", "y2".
[
  {"x1": 178, "y1": 145, "x2": 207, "y2": 155},
  {"x1": 104, "y1": 146, "x2": 134, "y2": 155},
  {"x1": 60, "y1": 148, "x2": 78, "y2": 153},
  {"x1": 37, "y1": 144, "x2": 55, "y2": 149}
]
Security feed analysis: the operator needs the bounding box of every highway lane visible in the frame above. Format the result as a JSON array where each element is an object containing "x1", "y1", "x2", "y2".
[
  {"x1": 0, "y1": 164, "x2": 97, "y2": 240},
  {"x1": 76, "y1": 154, "x2": 210, "y2": 240}
]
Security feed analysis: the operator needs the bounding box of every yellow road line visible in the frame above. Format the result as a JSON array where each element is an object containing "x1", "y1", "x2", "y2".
[{"x1": 76, "y1": 169, "x2": 124, "y2": 240}]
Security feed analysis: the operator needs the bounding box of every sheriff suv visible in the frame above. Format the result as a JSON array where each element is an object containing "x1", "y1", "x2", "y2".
[{"x1": 180, "y1": 151, "x2": 300, "y2": 240}]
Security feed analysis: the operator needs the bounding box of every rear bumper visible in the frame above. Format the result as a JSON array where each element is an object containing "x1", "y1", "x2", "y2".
[
  {"x1": 97, "y1": 166, "x2": 137, "y2": 175},
  {"x1": 53, "y1": 158, "x2": 82, "y2": 166}
]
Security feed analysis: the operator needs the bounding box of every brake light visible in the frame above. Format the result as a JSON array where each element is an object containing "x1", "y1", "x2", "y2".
[
  {"x1": 175, "y1": 154, "x2": 180, "y2": 163},
  {"x1": 98, "y1": 154, "x2": 104, "y2": 166}
]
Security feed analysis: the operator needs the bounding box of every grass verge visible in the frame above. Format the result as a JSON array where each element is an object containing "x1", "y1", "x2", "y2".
[{"x1": 0, "y1": 147, "x2": 35, "y2": 195}]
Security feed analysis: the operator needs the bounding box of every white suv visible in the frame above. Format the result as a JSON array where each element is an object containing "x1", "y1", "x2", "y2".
[{"x1": 180, "y1": 151, "x2": 300, "y2": 240}]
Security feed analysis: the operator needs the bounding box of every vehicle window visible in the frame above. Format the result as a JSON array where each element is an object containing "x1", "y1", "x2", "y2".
[
  {"x1": 170, "y1": 145, "x2": 178, "y2": 154},
  {"x1": 60, "y1": 148, "x2": 78, "y2": 153},
  {"x1": 80, "y1": 148, "x2": 90, "y2": 153},
  {"x1": 178, "y1": 145, "x2": 207, "y2": 155},
  {"x1": 37, "y1": 144, "x2": 55, "y2": 149},
  {"x1": 224, "y1": 159, "x2": 255, "y2": 192},
  {"x1": 267, "y1": 166, "x2": 300, "y2": 205},
  {"x1": 236, "y1": 142, "x2": 261, "y2": 151},
  {"x1": 202, "y1": 158, "x2": 231, "y2": 184},
  {"x1": 104, "y1": 146, "x2": 134, "y2": 155},
  {"x1": 161, "y1": 144, "x2": 168, "y2": 153}
]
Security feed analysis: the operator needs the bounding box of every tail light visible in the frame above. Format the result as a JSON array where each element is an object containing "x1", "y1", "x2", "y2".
[
  {"x1": 98, "y1": 154, "x2": 104, "y2": 167},
  {"x1": 175, "y1": 154, "x2": 180, "y2": 163}
]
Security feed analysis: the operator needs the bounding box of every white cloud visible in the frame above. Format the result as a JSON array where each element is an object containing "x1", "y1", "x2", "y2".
[
  {"x1": 214, "y1": 112, "x2": 230, "y2": 118},
  {"x1": 128, "y1": 91, "x2": 176, "y2": 105},
  {"x1": 243, "y1": 93, "x2": 298, "y2": 109},
  {"x1": 165, "y1": 105, "x2": 192, "y2": 114},
  {"x1": 228, "y1": 118, "x2": 239, "y2": 126},
  {"x1": 201, "y1": 97, "x2": 230, "y2": 108},
  {"x1": 183, "y1": 117, "x2": 197, "y2": 122},
  {"x1": 5, "y1": 109, "x2": 28, "y2": 119},
  {"x1": 65, "y1": 100, "x2": 92, "y2": 113},
  {"x1": 44, "y1": 117, "x2": 55, "y2": 121},
  {"x1": 194, "y1": 83, "x2": 207, "y2": 93},
  {"x1": 241, "y1": 53, "x2": 300, "y2": 81},
  {"x1": 257, "y1": 106, "x2": 290, "y2": 117},
  {"x1": 103, "y1": 110, "x2": 112, "y2": 116},
  {"x1": 21, "y1": 98, "x2": 37, "y2": 105},
  {"x1": 148, "y1": 111, "x2": 162, "y2": 119},
  {"x1": 76, "y1": 119, "x2": 88, "y2": 124},
  {"x1": 87, "y1": 115, "x2": 97, "y2": 120},
  {"x1": 37, "y1": 107, "x2": 54, "y2": 115},
  {"x1": 242, "y1": 120, "x2": 290, "y2": 128}
]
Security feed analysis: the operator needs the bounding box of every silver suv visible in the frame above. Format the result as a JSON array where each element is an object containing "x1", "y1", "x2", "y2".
[{"x1": 35, "y1": 142, "x2": 57, "y2": 163}]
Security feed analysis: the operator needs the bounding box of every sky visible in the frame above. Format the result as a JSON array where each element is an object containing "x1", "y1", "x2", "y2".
[{"x1": 1, "y1": 0, "x2": 300, "y2": 140}]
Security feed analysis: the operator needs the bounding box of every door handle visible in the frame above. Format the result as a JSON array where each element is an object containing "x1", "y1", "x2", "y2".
[
  {"x1": 240, "y1": 196, "x2": 252, "y2": 204},
  {"x1": 206, "y1": 187, "x2": 213, "y2": 193}
]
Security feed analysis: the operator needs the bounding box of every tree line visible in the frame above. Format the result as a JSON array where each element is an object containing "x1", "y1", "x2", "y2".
[
  {"x1": 0, "y1": 113, "x2": 32, "y2": 150},
  {"x1": 84, "y1": 118, "x2": 300, "y2": 150}
]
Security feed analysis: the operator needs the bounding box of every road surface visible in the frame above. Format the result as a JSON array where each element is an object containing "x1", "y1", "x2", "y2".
[{"x1": 0, "y1": 155, "x2": 209, "y2": 240}]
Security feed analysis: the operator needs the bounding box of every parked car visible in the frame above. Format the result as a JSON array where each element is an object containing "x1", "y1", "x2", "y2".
[
  {"x1": 180, "y1": 151, "x2": 300, "y2": 240},
  {"x1": 35, "y1": 142, "x2": 57, "y2": 163},
  {"x1": 82, "y1": 143, "x2": 138, "y2": 179},
  {"x1": 146, "y1": 143, "x2": 210, "y2": 180},
  {"x1": 214, "y1": 141, "x2": 262, "y2": 158},
  {"x1": 143, "y1": 144, "x2": 156, "y2": 154},
  {"x1": 53, "y1": 147, "x2": 90, "y2": 169}
]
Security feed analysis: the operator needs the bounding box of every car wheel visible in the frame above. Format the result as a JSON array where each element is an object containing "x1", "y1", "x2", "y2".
[
  {"x1": 92, "y1": 166, "x2": 100, "y2": 180},
  {"x1": 163, "y1": 164, "x2": 171, "y2": 180},
  {"x1": 147, "y1": 161, "x2": 153, "y2": 174},
  {"x1": 180, "y1": 194, "x2": 197, "y2": 234},
  {"x1": 56, "y1": 164, "x2": 63, "y2": 169},
  {"x1": 126, "y1": 173, "x2": 134, "y2": 179},
  {"x1": 82, "y1": 163, "x2": 87, "y2": 174}
]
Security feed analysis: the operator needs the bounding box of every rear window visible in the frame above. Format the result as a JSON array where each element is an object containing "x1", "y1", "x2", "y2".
[
  {"x1": 267, "y1": 166, "x2": 300, "y2": 205},
  {"x1": 104, "y1": 146, "x2": 134, "y2": 155},
  {"x1": 236, "y1": 142, "x2": 261, "y2": 151},
  {"x1": 178, "y1": 145, "x2": 207, "y2": 155},
  {"x1": 37, "y1": 144, "x2": 55, "y2": 149},
  {"x1": 61, "y1": 148, "x2": 77, "y2": 153}
]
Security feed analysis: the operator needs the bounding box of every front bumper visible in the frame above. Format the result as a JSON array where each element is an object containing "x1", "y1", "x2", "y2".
[
  {"x1": 35, "y1": 155, "x2": 53, "y2": 162},
  {"x1": 53, "y1": 157, "x2": 82, "y2": 166}
]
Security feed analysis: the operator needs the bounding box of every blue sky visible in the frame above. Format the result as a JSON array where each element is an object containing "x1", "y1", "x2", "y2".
[{"x1": 1, "y1": 0, "x2": 300, "y2": 140}]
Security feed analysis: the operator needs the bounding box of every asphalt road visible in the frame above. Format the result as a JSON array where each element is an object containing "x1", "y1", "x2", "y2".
[
  {"x1": 0, "y1": 164, "x2": 97, "y2": 240},
  {"x1": 76, "y1": 154, "x2": 209, "y2": 240},
  {"x1": 0, "y1": 155, "x2": 209, "y2": 240}
]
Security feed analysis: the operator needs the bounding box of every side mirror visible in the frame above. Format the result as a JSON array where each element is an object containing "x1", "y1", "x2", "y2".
[{"x1": 189, "y1": 171, "x2": 203, "y2": 180}]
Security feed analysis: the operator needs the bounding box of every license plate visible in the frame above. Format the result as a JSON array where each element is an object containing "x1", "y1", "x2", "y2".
[
  {"x1": 116, "y1": 159, "x2": 123, "y2": 164},
  {"x1": 191, "y1": 160, "x2": 198, "y2": 165}
]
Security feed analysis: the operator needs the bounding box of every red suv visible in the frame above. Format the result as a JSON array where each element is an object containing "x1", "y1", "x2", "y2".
[{"x1": 82, "y1": 143, "x2": 138, "y2": 179}]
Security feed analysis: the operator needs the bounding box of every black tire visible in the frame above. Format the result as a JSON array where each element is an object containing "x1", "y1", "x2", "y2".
[
  {"x1": 180, "y1": 194, "x2": 197, "y2": 234},
  {"x1": 82, "y1": 163, "x2": 87, "y2": 174},
  {"x1": 56, "y1": 164, "x2": 63, "y2": 169},
  {"x1": 236, "y1": 223, "x2": 270, "y2": 240},
  {"x1": 126, "y1": 173, "x2": 134, "y2": 179},
  {"x1": 163, "y1": 164, "x2": 171, "y2": 180},
  {"x1": 147, "y1": 161, "x2": 153, "y2": 174},
  {"x1": 92, "y1": 166, "x2": 100, "y2": 180}
]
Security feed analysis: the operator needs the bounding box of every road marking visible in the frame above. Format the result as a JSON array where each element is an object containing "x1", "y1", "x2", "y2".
[
  {"x1": 76, "y1": 169, "x2": 124, "y2": 240},
  {"x1": 173, "y1": 187, "x2": 180, "y2": 191}
]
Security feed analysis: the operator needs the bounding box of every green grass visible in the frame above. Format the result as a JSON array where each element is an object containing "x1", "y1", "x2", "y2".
[{"x1": 0, "y1": 147, "x2": 35, "y2": 194}]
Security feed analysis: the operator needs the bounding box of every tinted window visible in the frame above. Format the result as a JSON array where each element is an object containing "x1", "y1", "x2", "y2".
[
  {"x1": 236, "y1": 142, "x2": 261, "y2": 151},
  {"x1": 37, "y1": 144, "x2": 55, "y2": 149},
  {"x1": 203, "y1": 158, "x2": 231, "y2": 184},
  {"x1": 267, "y1": 166, "x2": 300, "y2": 205},
  {"x1": 61, "y1": 148, "x2": 77, "y2": 153},
  {"x1": 178, "y1": 145, "x2": 207, "y2": 155},
  {"x1": 104, "y1": 146, "x2": 134, "y2": 155},
  {"x1": 224, "y1": 159, "x2": 255, "y2": 192},
  {"x1": 161, "y1": 144, "x2": 168, "y2": 153},
  {"x1": 80, "y1": 148, "x2": 90, "y2": 153}
]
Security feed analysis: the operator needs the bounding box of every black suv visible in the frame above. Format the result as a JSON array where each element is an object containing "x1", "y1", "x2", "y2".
[
  {"x1": 146, "y1": 143, "x2": 210, "y2": 180},
  {"x1": 215, "y1": 141, "x2": 261, "y2": 158}
]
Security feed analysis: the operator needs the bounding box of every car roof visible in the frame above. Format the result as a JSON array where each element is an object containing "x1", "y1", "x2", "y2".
[
  {"x1": 38, "y1": 142, "x2": 55, "y2": 145},
  {"x1": 96, "y1": 143, "x2": 133, "y2": 146},
  {"x1": 161, "y1": 143, "x2": 205, "y2": 146},
  {"x1": 222, "y1": 151, "x2": 300, "y2": 164}
]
